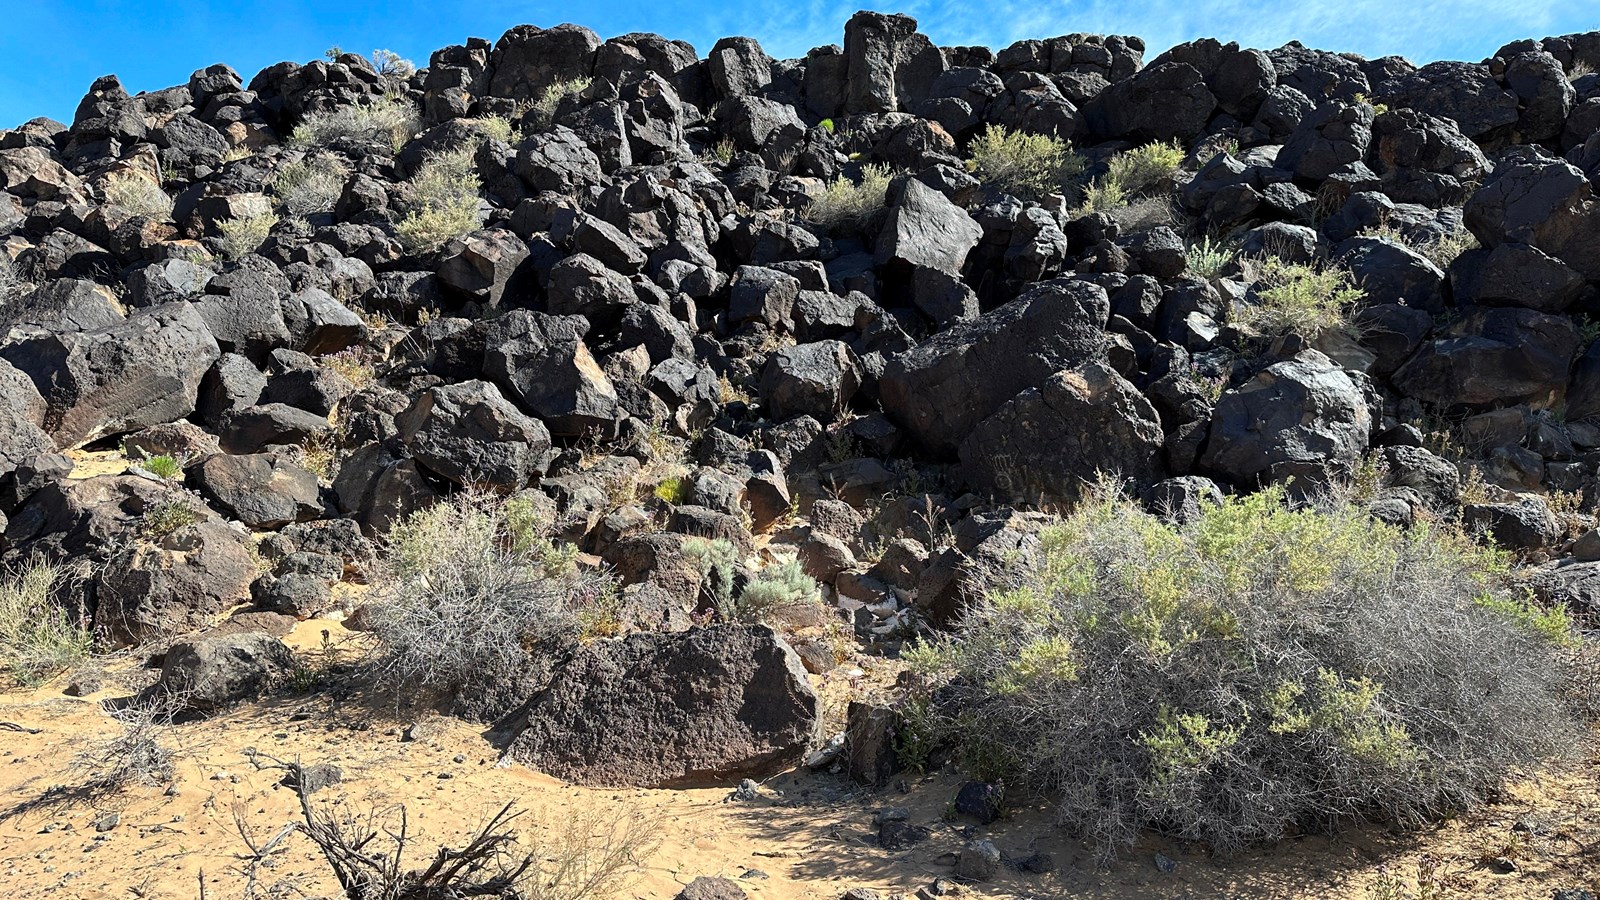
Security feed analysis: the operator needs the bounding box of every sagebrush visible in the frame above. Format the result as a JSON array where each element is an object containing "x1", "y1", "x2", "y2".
[
  {"x1": 273, "y1": 156, "x2": 350, "y2": 217},
  {"x1": 1238, "y1": 256, "x2": 1363, "y2": 337},
  {"x1": 103, "y1": 172, "x2": 174, "y2": 219},
  {"x1": 966, "y1": 125, "x2": 1083, "y2": 201},
  {"x1": 218, "y1": 210, "x2": 279, "y2": 260},
  {"x1": 366, "y1": 492, "x2": 614, "y2": 709},
  {"x1": 906, "y1": 485, "x2": 1581, "y2": 862},
  {"x1": 1081, "y1": 140, "x2": 1184, "y2": 214},
  {"x1": 395, "y1": 144, "x2": 482, "y2": 253}
]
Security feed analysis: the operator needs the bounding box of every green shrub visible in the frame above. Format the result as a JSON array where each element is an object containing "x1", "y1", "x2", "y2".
[
  {"x1": 368, "y1": 492, "x2": 614, "y2": 710},
  {"x1": 272, "y1": 156, "x2": 350, "y2": 217},
  {"x1": 290, "y1": 93, "x2": 420, "y2": 151},
  {"x1": 525, "y1": 77, "x2": 593, "y2": 130},
  {"x1": 907, "y1": 486, "x2": 1581, "y2": 861},
  {"x1": 1237, "y1": 256, "x2": 1363, "y2": 338},
  {"x1": 1079, "y1": 140, "x2": 1183, "y2": 215},
  {"x1": 1185, "y1": 237, "x2": 1236, "y2": 280},
  {"x1": 0, "y1": 558, "x2": 89, "y2": 686},
  {"x1": 966, "y1": 125, "x2": 1083, "y2": 201},
  {"x1": 132, "y1": 453, "x2": 184, "y2": 481},
  {"x1": 217, "y1": 211, "x2": 279, "y2": 260},
  {"x1": 103, "y1": 172, "x2": 174, "y2": 220},
  {"x1": 471, "y1": 115, "x2": 515, "y2": 145},
  {"x1": 652, "y1": 477, "x2": 689, "y2": 505},
  {"x1": 805, "y1": 163, "x2": 892, "y2": 233},
  {"x1": 394, "y1": 145, "x2": 482, "y2": 253},
  {"x1": 736, "y1": 560, "x2": 820, "y2": 623}
]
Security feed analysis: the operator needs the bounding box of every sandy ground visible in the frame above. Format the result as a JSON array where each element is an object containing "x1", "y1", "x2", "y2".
[{"x1": 2, "y1": 618, "x2": 1598, "y2": 900}]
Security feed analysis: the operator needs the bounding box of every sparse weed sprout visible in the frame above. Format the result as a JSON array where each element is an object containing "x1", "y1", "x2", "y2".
[
  {"x1": 0, "y1": 558, "x2": 89, "y2": 687},
  {"x1": 394, "y1": 144, "x2": 482, "y2": 253},
  {"x1": 290, "y1": 93, "x2": 420, "y2": 151},
  {"x1": 526, "y1": 76, "x2": 594, "y2": 130},
  {"x1": 141, "y1": 498, "x2": 202, "y2": 539},
  {"x1": 272, "y1": 156, "x2": 350, "y2": 217},
  {"x1": 966, "y1": 124, "x2": 1083, "y2": 201},
  {"x1": 218, "y1": 211, "x2": 279, "y2": 260},
  {"x1": 1238, "y1": 256, "x2": 1363, "y2": 338},
  {"x1": 910, "y1": 486, "x2": 1580, "y2": 861},
  {"x1": 1186, "y1": 237, "x2": 1236, "y2": 280},
  {"x1": 103, "y1": 172, "x2": 174, "y2": 219},
  {"x1": 805, "y1": 162, "x2": 892, "y2": 233},
  {"x1": 367, "y1": 492, "x2": 615, "y2": 716}
]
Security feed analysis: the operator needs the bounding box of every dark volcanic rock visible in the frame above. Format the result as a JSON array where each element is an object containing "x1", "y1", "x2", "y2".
[{"x1": 509, "y1": 625, "x2": 818, "y2": 787}]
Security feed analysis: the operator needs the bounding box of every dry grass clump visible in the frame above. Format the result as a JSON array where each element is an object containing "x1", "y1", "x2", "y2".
[
  {"x1": 0, "y1": 254, "x2": 29, "y2": 302},
  {"x1": 0, "y1": 558, "x2": 89, "y2": 687},
  {"x1": 103, "y1": 171, "x2": 174, "y2": 219},
  {"x1": 364, "y1": 492, "x2": 614, "y2": 707},
  {"x1": 218, "y1": 210, "x2": 280, "y2": 260},
  {"x1": 272, "y1": 156, "x2": 351, "y2": 217},
  {"x1": 966, "y1": 124, "x2": 1084, "y2": 201},
  {"x1": 906, "y1": 485, "x2": 1582, "y2": 862},
  {"x1": 290, "y1": 93, "x2": 420, "y2": 151},
  {"x1": 804, "y1": 163, "x2": 892, "y2": 233},
  {"x1": 70, "y1": 693, "x2": 181, "y2": 791},
  {"x1": 394, "y1": 144, "x2": 482, "y2": 253},
  {"x1": 1237, "y1": 255, "x2": 1363, "y2": 338}
]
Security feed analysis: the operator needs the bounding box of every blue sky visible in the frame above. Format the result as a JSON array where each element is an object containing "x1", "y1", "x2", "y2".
[{"x1": 0, "y1": 0, "x2": 1592, "y2": 128}]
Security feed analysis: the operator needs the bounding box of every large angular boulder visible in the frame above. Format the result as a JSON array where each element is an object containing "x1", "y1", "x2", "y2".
[
  {"x1": 880, "y1": 278, "x2": 1108, "y2": 456},
  {"x1": 0, "y1": 302, "x2": 220, "y2": 448},
  {"x1": 482, "y1": 310, "x2": 619, "y2": 437},
  {"x1": 194, "y1": 452, "x2": 322, "y2": 530},
  {"x1": 1393, "y1": 307, "x2": 1579, "y2": 408},
  {"x1": 395, "y1": 380, "x2": 553, "y2": 491},
  {"x1": 1277, "y1": 100, "x2": 1372, "y2": 180},
  {"x1": 842, "y1": 11, "x2": 946, "y2": 115},
  {"x1": 960, "y1": 362, "x2": 1164, "y2": 503},
  {"x1": 1464, "y1": 151, "x2": 1600, "y2": 281},
  {"x1": 97, "y1": 519, "x2": 257, "y2": 647},
  {"x1": 489, "y1": 24, "x2": 599, "y2": 102},
  {"x1": 1088, "y1": 62, "x2": 1216, "y2": 142},
  {"x1": 874, "y1": 178, "x2": 982, "y2": 275},
  {"x1": 1372, "y1": 61, "x2": 1519, "y2": 140},
  {"x1": 508, "y1": 625, "x2": 818, "y2": 787},
  {"x1": 1200, "y1": 350, "x2": 1372, "y2": 488},
  {"x1": 760, "y1": 341, "x2": 862, "y2": 423}
]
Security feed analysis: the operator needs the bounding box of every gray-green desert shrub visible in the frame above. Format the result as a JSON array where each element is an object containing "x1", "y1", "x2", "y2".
[
  {"x1": 366, "y1": 492, "x2": 614, "y2": 709},
  {"x1": 218, "y1": 210, "x2": 279, "y2": 260},
  {"x1": 272, "y1": 156, "x2": 350, "y2": 217},
  {"x1": 736, "y1": 560, "x2": 820, "y2": 623},
  {"x1": 906, "y1": 486, "x2": 1581, "y2": 861},
  {"x1": 804, "y1": 163, "x2": 892, "y2": 233},
  {"x1": 290, "y1": 93, "x2": 419, "y2": 151},
  {"x1": 394, "y1": 144, "x2": 482, "y2": 253},
  {"x1": 0, "y1": 557, "x2": 90, "y2": 687},
  {"x1": 1237, "y1": 256, "x2": 1363, "y2": 338},
  {"x1": 966, "y1": 125, "x2": 1083, "y2": 201},
  {"x1": 103, "y1": 171, "x2": 174, "y2": 219}
]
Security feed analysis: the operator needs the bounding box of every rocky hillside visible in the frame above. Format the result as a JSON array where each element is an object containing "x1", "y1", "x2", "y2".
[{"x1": 1, "y1": 11, "x2": 1600, "y2": 897}]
